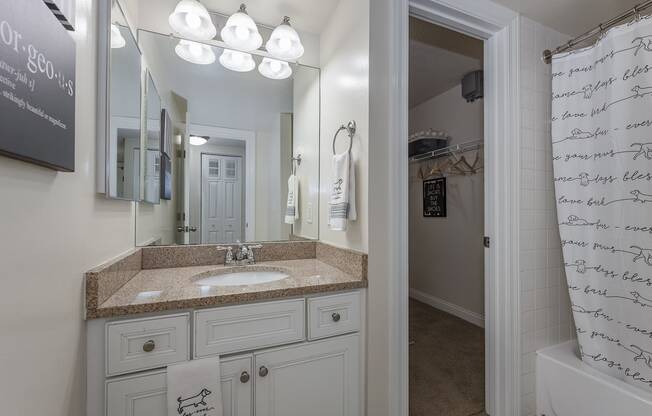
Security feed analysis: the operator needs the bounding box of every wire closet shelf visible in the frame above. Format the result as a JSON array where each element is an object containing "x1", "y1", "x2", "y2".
[{"x1": 409, "y1": 139, "x2": 484, "y2": 163}]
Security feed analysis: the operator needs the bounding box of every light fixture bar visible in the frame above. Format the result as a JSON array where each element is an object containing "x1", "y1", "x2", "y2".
[{"x1": 138, "y1": 27, "x2": 317, "y2": 68}]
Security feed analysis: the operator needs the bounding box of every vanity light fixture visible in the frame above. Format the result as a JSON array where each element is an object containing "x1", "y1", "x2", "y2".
[
  {"x1": 189, "y1": 135, "x2": 208, "y2": 146},
  {"x1": 175, "y1": 39, "x2": 216, "y2": 65},
  {"x1": 220, "y1": 4, "x2": 262, "y2": 52},
  {"x1": 219, "y1": 49, "x2": 255, "y2": 72},
  {"x1": 168, "y1": 0, "x2": 217, "y2": 41},
  {"x1": 258, "y1": 57, "x2": 292, "y2": 80},
  {"x1": 110, "y1": 24, "x2": 126, "y2": 49},
  {"x1": 266, "y1": 16, "x2": 304, "y2": 60}
]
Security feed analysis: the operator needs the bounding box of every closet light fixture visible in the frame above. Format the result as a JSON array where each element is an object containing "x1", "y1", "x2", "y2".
[
  {"x1": 266, "y1": 17, "x2": 304, "y2": 60},
  {"x1": 175, "y1": 39, "x2": 216, "y2": 65},
  {"x1": 110, "y1": 24, "x2": 126, "y2": 49},
  {"x1": 219, "y1": 49, "x2": 255, "y2": 72},
  {"x1": 258, "y1": 57, "x2": 292, "y2": 80},
  {"x1": 189, "y1": 135, "x2": 208, "y2": 146},
  {"x1": 168, "y1": 0, "x2": 216, "y2": 41},
  {"x1": 220, "y1": 4, "x2": 262, "y2": 52}
]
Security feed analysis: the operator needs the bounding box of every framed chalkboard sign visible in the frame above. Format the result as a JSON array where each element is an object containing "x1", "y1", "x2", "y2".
[
  {"x1": 423, "y1": 177, "x2": 446, "y2": 217},
  {"x1": 0, "y1": 0, "x2": 76, "y2": 171}
]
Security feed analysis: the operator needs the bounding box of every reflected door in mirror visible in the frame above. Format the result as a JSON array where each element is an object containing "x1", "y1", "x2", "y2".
[{"x1": 201, "y1": 154, "x2": 242, "y2": 244}]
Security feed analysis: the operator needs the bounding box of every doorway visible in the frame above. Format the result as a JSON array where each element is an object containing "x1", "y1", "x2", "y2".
[
  {"x1": 200, "y1": 153, "x2": 243, "y2": 244},
  {"x1": 408, "y1": 17, "x2": 485, "y2": 416}
]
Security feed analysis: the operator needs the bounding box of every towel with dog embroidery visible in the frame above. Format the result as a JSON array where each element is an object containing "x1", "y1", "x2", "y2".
[
  {"x1": 328, "y1": 150, "x2": 356, "y2": 231},
  {"x1": 167, "y1": 357, "x2": 223, "y2": 416},
  {"x1": 284, "y1": 174, "x2": 299, "y2": 224}
]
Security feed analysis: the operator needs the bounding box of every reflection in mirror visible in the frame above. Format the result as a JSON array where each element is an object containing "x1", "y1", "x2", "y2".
[
  {"x1": 107, "y1": 3, "x2": 141, "y2": 200},
  {"x1": 143, "y1": 74, "x2": 161, "y2": 205},
  {"x1": 134, "y1": 29, "x2": 320, "y2": 246}
]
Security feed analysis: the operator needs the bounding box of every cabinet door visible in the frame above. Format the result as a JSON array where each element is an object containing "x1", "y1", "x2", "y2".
[
  {"x1": 106, "y1": 355, "x2": 253, "y2": 416},
  {"x1": 254, "y1": 334, "x2": 360, "y2": 416}
]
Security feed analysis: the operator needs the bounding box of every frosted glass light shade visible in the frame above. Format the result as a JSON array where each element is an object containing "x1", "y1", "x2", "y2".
[
  {"x1": 220, "y1": 4, "x2": 262, "y2": 52},
  {"x1": 189, "y1": 135, "x2": 208, "y2": 146},
  {"x1": 219, "y1": 49, "x2": 255, "y2": 72},
  {"x1": 258, "y1": 57, "x2": 292, "y2": 80},
  {"x1": 266, "y1": 17, "x2": 304, "y2": 60},
  {"x1": 110, "y1": 24, "x2": 126, "y2": 48},
  {"x1": 169, "y1": 0, "x2": 216, "y2": 41},
  {"x1": 175, "y1": 40, "x2": 216, "y2": 65}
]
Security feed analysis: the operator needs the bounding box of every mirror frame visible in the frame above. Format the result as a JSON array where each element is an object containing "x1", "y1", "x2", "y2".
[{"x1": 96, "y1": 0, "x2": 143, "y2": 201}]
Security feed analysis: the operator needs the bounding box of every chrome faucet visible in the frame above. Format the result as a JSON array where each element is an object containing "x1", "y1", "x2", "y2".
[{"x1": 224, "y1": 241, "x2": 263, "y2": 265}]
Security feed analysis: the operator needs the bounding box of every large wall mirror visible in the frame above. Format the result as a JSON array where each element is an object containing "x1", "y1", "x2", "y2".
[
  {"x1": 98, "y1": 1, "x2": 321, "y2": 246},
  {"x1": 98, "y1": 1, "x2": 142, "y2": 200}
]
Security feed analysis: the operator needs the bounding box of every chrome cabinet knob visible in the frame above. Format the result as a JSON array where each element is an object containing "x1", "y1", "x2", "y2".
[
  {"x1": 142, "y1": 340, "x2": 155, "y2": 352},
  {"x1": 189, "y1": 226, "x2": 197, "y2": 232},
  {"x1": 259, "y1": 366, "x2": 269, "y2": 377},
  {"x1": 240, "y1": 371, "x2": 250, "y2": 383},
  {"x1": 332, "y1": 312, "x2": 341, "y2": 322},
  {"x1": 176, "y1": 226, "x2": 185, "y2": 232}
]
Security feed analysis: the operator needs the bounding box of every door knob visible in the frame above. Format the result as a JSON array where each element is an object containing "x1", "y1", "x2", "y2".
[
  {"x1": 258, "y1": 366, "x2": 269, "y2": 377},
  {"x1": 332, "y1": 312, "x2": 341, "y2": 322},
  {"x1": 177, "y1": 226, "x2": 185, "y2": 232},
  {"x1": 142, "y1": 340, "x2": 155, "y2": 352},
  {"x1": 240, "y1": 371, "x2": 250, "y2": 383},
  {"x1": 189, "y1": 226, "x2": 197, "y2": 232}
]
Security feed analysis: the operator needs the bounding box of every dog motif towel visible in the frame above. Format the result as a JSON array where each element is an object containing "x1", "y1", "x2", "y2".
[
  {"x1": 328, "y1": 150, "x2": 356, "y2": 231},
  {"x1": 167, "y1": 357, "x2": 223, "y2": 416},
  {"x1": 284, "y1": 174, "x2": 299, "y2": 224}
]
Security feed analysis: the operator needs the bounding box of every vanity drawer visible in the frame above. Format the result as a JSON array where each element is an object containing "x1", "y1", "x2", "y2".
[
  {"x1": 308, "y1": 291, "x2": 361, "y2": 340},
  {"x1": 106, "y1": 314, "x2": 190, "y2": 376},
  {"x1": 194, "y1": 299, "x2": 305, "y2": 358}
]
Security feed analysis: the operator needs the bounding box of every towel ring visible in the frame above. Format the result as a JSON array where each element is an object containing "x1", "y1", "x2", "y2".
[{"x1": 332, "y1": 120, "x2": 356, "y2": 155}]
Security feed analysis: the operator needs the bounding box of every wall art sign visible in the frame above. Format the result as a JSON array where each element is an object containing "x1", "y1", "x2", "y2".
[
  {"x1": 0, "y1": 0, "x2": 76, "y2": 171},
  {"x1": 423, "y1": 177, "x2": 446, "y2": 217}
]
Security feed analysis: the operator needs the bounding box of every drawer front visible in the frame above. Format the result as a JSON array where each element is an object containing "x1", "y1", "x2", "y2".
[
  {"x1": 308, "y1": 291, "x2": 361, "y2": 340},
  {"x1": 106, "y1": 355, "x2": 253, "y2": 416},
  {"x1": 106, "y1": 314, "x2": 190, "y2": 376},
  {"x1": 195, "y1": 299, "x2": 305, "y2": 358}
]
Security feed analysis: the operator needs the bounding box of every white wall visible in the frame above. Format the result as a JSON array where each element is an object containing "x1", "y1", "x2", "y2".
[
  {"x1": 518, "y1": 17, "x2": 573, "y2": 416},
  {"x1": 0, "y1": 1, "x2": 135, "y2": 415},
  {"x1": 409, "y1": 84, "x2": 483, "y2": 145},
  {"x1": 408, "y1": 84, "x2": 484, "y2": 318},
  {"x1": 319, "y1": 0, "x2": 369, "y2": 252}
]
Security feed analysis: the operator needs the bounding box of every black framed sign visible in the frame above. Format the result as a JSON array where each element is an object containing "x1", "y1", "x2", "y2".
[
  {"x1": 423, "y1": 177, "x2": 446, "y2": 217},
  {"x1": 0, "y1": 0, "x2": 76, "y2": 171}
]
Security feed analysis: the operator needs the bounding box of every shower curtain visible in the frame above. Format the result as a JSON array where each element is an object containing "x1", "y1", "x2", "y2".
[{"x1": 552, "y1": 17, "x2": 652, "y2": 393}]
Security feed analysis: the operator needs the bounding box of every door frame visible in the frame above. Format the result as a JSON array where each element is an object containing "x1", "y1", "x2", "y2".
[
  {"x1": 368, "y1": 1, "x2": 521, "y2": 415},
  {"x1": 199, "y1": 152, "x2": 244, "y2": 244},
  {"x1": 189, "y1": 124, "x2": 256, "y2": 241}
]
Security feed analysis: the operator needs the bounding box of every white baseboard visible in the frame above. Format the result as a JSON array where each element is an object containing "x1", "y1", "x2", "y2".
[{"x1": 409, "y1": 288, "x2": 485, "y2": 328}]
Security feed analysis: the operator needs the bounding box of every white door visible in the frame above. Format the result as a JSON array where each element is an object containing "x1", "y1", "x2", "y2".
[
  {"x1": 201, "y1": 154, "x2": 242, "y2": 244},
  {"x1": 106, "y1": 355, "x2": 253, "y2": 416},
  {"x1": 254, "y1": 334, "x2": 361, "y2": 416}
]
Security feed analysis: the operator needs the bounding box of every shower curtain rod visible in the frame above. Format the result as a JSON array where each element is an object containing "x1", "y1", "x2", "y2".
[{"x1": 542, "y1": 0, "x2": 652, "y2": 64}]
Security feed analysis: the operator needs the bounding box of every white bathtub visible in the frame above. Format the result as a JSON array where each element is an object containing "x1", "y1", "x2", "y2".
[{"x1": 536, "y1": 341, "x2": 652, "y2": 416}]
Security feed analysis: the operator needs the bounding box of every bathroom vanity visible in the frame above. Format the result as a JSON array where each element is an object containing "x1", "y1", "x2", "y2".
[{"x1": 85, "y1": 242, "x2": 367, "y2": 416}]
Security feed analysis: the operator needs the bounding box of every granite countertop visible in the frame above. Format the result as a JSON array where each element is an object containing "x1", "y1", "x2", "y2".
[{"x1": 87, "y1": 258, "x2": 367, "y2": 319}]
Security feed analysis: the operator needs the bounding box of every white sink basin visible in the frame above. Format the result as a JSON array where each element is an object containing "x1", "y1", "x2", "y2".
[{"x1": 194, "y1": 268, "x2": 290, "y2": 287}]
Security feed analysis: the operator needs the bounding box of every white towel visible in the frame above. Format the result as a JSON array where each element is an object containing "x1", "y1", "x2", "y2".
[
  {"x1": 167, "y1": 358, "x2": 223, "y2": 416},
  {"x1": 328, "y1": 151, "x2": 356, "y2": 231},
  {"x1": 284, "y1": 174, "x2": 299, "y2": 224}
]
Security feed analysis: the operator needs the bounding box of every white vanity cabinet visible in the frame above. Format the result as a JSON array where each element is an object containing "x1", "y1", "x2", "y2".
[
  {"x1": 255, "y1": 334, "x2": 360, "y2": 416},
  {"x1": 89, "y1": 290, "x2": 364, "y2": 416}
]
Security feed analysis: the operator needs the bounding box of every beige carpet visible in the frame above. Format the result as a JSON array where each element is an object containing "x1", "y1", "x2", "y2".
[{"x1": 409, "y1": 299, "x2": 485, "y2": 416}]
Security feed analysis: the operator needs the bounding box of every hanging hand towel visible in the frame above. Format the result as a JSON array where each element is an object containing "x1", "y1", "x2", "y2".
[
  {"x1": 328, "y1": 151, "x2": 356, "y2": 231},
  {"x1": 284, "y1": 174, "x2": 299, "y2": 224},
  {"x1": 167, "y1": 357, "x2": 223, "y2": 416}
]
